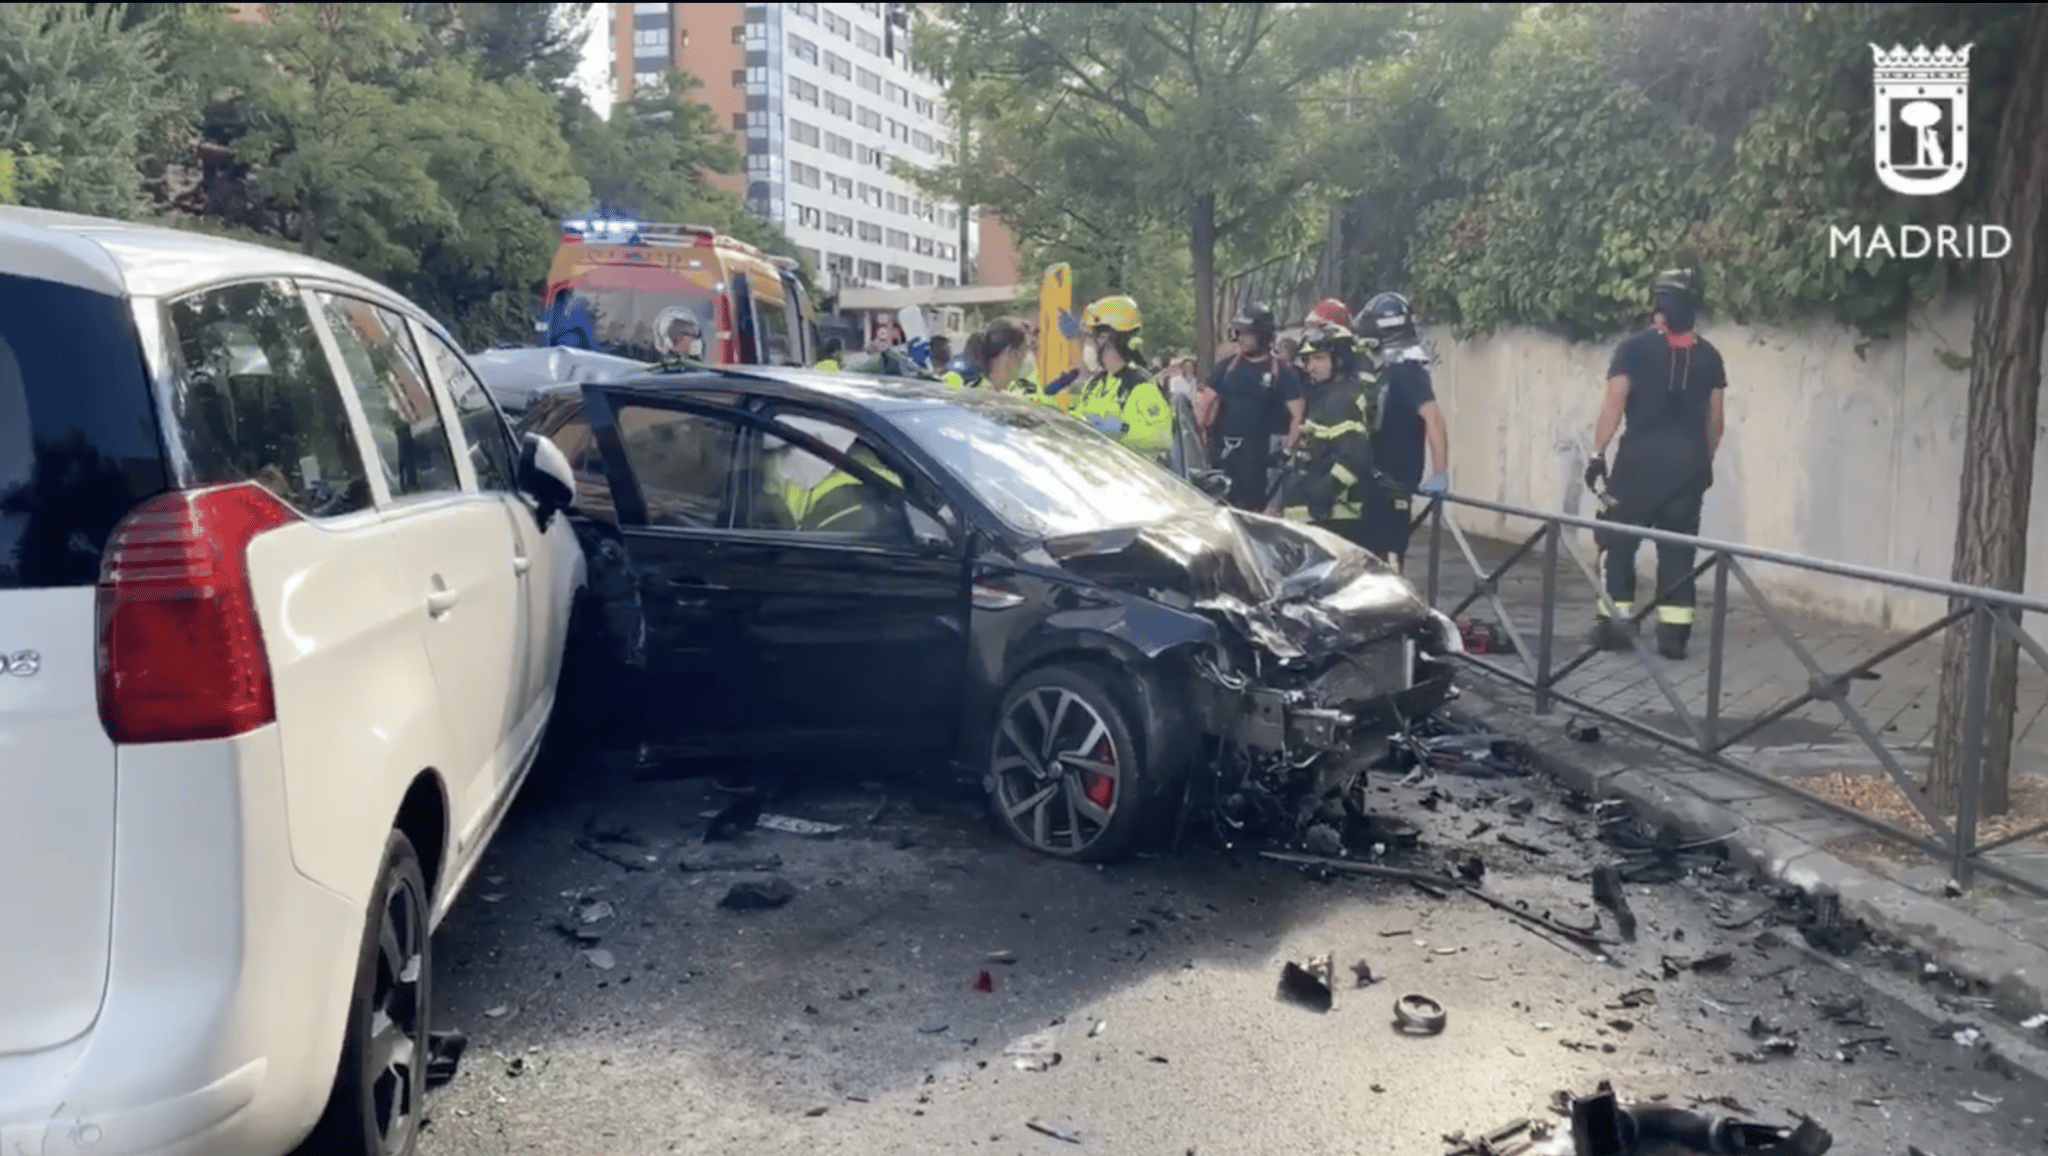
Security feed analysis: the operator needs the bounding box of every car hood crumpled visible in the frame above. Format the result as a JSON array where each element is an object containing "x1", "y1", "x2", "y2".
[{"x1": 1041, "y1": 508, "x2": 1434, "y2": 662}]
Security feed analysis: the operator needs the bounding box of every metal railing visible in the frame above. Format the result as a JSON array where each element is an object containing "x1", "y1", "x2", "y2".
[{"x1": 1408, "y1": 491, "x2": 2048, "y2": 898}]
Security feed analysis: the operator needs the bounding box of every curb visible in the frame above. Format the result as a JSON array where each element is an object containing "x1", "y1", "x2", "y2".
[{"x1": 1446, "y1": 674, "x2": 2048, "y2": 1021}]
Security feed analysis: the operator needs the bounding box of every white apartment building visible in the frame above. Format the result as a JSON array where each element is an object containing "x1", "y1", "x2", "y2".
[{"x1": 617, "y1": 2, "x2": 975, "y2": 295}]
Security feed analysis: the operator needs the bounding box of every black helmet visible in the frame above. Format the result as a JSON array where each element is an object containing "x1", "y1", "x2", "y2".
[
  {"x1": 1299, "y1": 321, "x2": 1355, "y2": 355},
  {"x1": 1650, "y1": 268, "x2": 1702, "y2": 306},
  {"x1": 1357, "y1": 292, "x2": 1418, "y2": 348},
  {"x1": 1230, "y1": 301, "x2": 1276, "y2": 340}
]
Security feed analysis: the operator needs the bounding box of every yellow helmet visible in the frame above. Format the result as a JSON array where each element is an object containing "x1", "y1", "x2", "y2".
[{"x1": 1082, "y1": 295, "x2": 1142, "y2": 334}]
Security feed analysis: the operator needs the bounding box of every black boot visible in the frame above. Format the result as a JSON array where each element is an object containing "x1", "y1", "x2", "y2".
[
  {"x1": 1589, "y1": 616, "x2": 1637, "y2": 653},
  {"x1": 1656, "y1": 622, "x2": 1691, "y2": 660}
]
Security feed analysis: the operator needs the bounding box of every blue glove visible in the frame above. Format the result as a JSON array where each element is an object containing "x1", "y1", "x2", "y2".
[
  {"x1": 1418, "y1": 472, "x2": 1449, "y2": 497},
  {"x1": 1086, "y1": 413, "x2": 1127, "y2": 436},
  {"x1": 1046, "y1": 368, "x2": 1083, "y2": 394}
]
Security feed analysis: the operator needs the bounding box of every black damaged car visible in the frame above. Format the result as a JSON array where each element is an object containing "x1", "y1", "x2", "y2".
[{"x1": 522, "y1": 365, "x2": 1463, "y2": 861}]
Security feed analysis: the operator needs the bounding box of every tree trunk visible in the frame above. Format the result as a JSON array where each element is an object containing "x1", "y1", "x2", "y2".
[
  {"x1": 1191, "y1": 191, "x2": 1217, "y2": 377},
  {"x1": 1928, "y1": 5, "x2": 2048, "y2": 816}
]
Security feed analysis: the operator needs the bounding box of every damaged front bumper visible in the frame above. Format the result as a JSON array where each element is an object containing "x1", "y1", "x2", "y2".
[{"x1": 1195, "y1": 612, "x2": 1462, "y2": 754}]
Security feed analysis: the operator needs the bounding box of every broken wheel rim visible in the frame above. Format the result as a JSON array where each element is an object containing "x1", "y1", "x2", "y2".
[{"x1": 991, "y1": 686, "x2": 1122, "y2": 854}]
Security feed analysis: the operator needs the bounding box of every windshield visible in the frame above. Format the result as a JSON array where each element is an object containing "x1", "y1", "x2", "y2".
[
  {"x1": 546, "y1": 265, "x2": 717, "y2": 363},
  {"x1": 892, "y1": 402, "x2": 1216, "y2": 538}
]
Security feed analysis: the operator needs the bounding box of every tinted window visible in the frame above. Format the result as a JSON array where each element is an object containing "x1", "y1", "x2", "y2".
[
  {"x1": 316, "y1": 293, "x2": 461, "y2": 500},
  {"x1": 738, "y1": 413, "x2": 905, "y2": 543},
  {"x1": 166, "y1": 279, "x2": 371, "y2": 519},
  {"x1": 892, "y1": 401, "x2": 1212, "y2": 538},
  {"x1": 0, "y1": 275, "x2": 170, "y2": 590},
  {"x1": 417, "y1": 328, "x2": 517, "y2": 493},
  {"x1": 613, "y1": 405, "x2": 736, "y2": 529}
]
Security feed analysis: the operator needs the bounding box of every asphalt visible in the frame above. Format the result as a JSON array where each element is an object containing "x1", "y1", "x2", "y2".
[{"x1": 417, "y1": 751, "x2": 2048, "y2": 1156}]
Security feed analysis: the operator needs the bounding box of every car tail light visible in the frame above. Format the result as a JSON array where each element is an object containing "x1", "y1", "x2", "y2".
[
  {"x1": 96, "y1": 483, "x2": 299, "y2": 744},
  {"x1": 971, "y1": 583, "x2": 1026, "y2": 611}
]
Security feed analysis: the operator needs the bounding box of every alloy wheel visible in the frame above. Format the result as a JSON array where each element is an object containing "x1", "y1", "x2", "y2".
[
  {"x1": 991, "y1": 686, "x2": 1123, "y2": 854},
  {"x1": 370, "y1": 871, "x2": 427, "y2": 1154}
]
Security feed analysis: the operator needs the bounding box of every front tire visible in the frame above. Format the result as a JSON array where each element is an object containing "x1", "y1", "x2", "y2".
[
  {"x1": 985, "y1": 665, "x2": 1153, "y2": 863},
  {"x1": 295, "y1": 830, "x2": 431, "y2": 1156}
]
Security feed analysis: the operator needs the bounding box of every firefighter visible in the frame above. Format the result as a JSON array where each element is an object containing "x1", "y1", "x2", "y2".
[
  {"x1": 1584, "y1": 268, "x2": 1726, "y2": 659},
  {"x1": 1354, "y1": 292, "x2": 1450, "y2": 571},
  {"x1": 1279, "y1": 321, "x2": 1376, "y2": 545},
  {"x1": 1195, "y1": 302, "x2": 1305, "y2": 512},
  {"x1": 1072, "y1": 295, "x2": 1173, "y2": 460}
]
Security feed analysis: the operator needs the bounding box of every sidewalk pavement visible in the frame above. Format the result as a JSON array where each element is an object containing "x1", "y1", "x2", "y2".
[{"x1": 1421, "y1": 525, "x2": 2048, "y2": 1015}]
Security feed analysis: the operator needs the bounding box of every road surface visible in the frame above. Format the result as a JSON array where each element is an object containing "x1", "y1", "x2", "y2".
[{"x1": 418, "y1": 753, "x2": 2048, "y2": 1155}]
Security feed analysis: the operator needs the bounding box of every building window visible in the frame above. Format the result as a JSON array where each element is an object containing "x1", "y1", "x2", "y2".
[
  {"x1": 824, "y1": 91, "x2": 850, "y2": 118},
  {"x1": 913, "y1": 270, "x2": 935, "y2": 286},
  {"x1": 857, "y1": 29, "x2": 881, "y2": 54},
  {"x1": 826, "y1": 133, "x2": 853, "y2": 159},
  {"x1": 914, "y1": 236, "x2": 934, "y2": 256},
  {"x1": 885, "y1": 264, "x2": 908, "y2": 285},
  {"x1": 792, "y1": 162, "x2": 820, "y2": 188},
  {"x1": 791, "y1": 119, "x2": 820, "y2": 146},
  {"x1": 913, "y1": 96, "x2": 933, "y2": 118},
  {"x1": 796, "y1": 2, "x2": 817, "y2": 19},
  {"x1": 732, "y1": 69, "x2": 746, "y2": 87},
  {"x1": 634, "y1": 1, "x2": 667, "y2": 11},
  {"x1": 857, "y1": 68, "x2": 882, "y2": 94},
  {"x1": 913, "y1": 130, "x2": 932, "y2": 152},
  {"x1": 857, "y1": 106, "x2": 881, "y2": 131},
  {"x1": 936, "y1": 242, "x2": 955, "y2": 260},
  {"x1": 793, "y1": 204, "x2": 822, "y2": 228},
  {"x1": 634, "y1": 70, "x2": 663, "y2": 93},
  {"x1": 858, "y1": 221, "x2": 882, "y2": 243},
  {"x1": 825, "y1": 11, "x2": 851, "y2": 38},
  {"x1": 635, "y1": 27, "x2": 669, "y2": 50},
  {"x1": 858, "y1": 259, "x2": 882, "y2": 280},
  {"x1": 788, "y1": 32, "x2": 818, "y2": 63},
  {"x1": 827, "y1": 213, "x2": 854, "y2": 237},
  {"x1": 730, "y1": 24, "x2": 744, "y2": 43},
  {"x1": 825, "y1": 51, "x2": 851, "y2": 79},
  {"x1": 886, "y1": 229, "x2": 908, "y2": 250},
  {"x1": 731, "y1": 112, "x2": 746, "y2": 131},
  {"x1": 789, "y1": 76, "x2": 818, "y2": 104}
]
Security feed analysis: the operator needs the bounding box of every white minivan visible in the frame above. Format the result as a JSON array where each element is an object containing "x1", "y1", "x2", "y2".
[{"x1": 0, "y1": 207, "x2": 585, "y2": 1155}]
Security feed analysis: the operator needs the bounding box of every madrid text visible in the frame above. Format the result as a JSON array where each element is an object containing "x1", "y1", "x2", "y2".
[{"x1": 1828, "y1": 223, "x2": 2012, "y2": 260}]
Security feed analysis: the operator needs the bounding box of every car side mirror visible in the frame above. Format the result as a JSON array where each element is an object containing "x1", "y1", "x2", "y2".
[
  {"x1": 518, "y1": 432, "x2": 576, "y2": 530},
  {"x1": 1194, "y1": 469, "x2": 1232, "y2": 500},
  {"x1": 907, "y1": 505, "x2": 955, "y2": 555}
]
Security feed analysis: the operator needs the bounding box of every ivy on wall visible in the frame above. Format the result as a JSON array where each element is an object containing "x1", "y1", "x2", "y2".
[{"x1": 1397, "y1": 3, "x2": 2030, "y2": 342}]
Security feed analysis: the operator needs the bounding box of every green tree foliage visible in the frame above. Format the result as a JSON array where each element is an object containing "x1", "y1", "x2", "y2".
[
  {"x1": 409, "y1": 1, "x2": 593, "y2": 90},
  {"x1": 0, "y1": 3, "x2": 183, "y2": 216},
  {"x1": 1398, "y1": 2, "x2": 2032, "y2": 340},
  {"x1": 913, "y1": 2, "x2": 1406, "y2": 367}
]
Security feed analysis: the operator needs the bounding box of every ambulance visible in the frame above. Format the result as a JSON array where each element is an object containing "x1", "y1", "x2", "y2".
[{"x1": 539, "y1": 217, "x2": 814, "y2": 367}]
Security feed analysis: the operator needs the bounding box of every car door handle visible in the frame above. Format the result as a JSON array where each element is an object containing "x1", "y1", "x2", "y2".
[
  {"x1": 513, "y1": 555, "x2": 532, "y2": 576},
  {"x1": 426, "y1": 587, "x2": 461, "y2": 618}
]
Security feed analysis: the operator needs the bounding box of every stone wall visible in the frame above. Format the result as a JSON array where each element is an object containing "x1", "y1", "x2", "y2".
[{"x1": 1427, "y1": 296, "x2": 2048, "y2": 633}]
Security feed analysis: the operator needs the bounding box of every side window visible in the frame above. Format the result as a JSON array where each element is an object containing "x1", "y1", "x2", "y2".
[
  {"x1": 314, "y1": 292, "x2": 460, "y2": 500},
  {"x1": 754, "y1": 284, "x2": 794, "y2": 366},
  {"x1": 416, "y1": 327, "x2": 518, "y2": 493},
  {"x1": 165, "y1": 279, "x2": 371, "y2": 517},
  {"x1": 612, "y1": 404, "x2": 737, "y2": 530},
  {"x1": 536, "y1": 410, "x2": 616, "y2": 523},
  {"x1": 738, "y1": 412, "x2": 906, "y2": 542}
]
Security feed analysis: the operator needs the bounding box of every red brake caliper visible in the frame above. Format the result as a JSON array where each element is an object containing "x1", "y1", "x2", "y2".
[{"x1": 1083, "y1": 738, "x2": 1116, "y2": 809}]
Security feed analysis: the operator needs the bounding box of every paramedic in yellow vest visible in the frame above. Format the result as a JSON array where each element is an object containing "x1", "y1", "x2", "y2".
[
  {"x1": 814, "y1": 337, "x2": 845, "y2": 372},
  {"x1": 941, "y1": 331, "x2": 984, "y2": 388},
  {"x1": 947, "y1": 319, "x2": 1036, "y2": 395},
  {"x1": 1072, "y1": 296, "x2": 1172, "y2": 461},
  {"x1": 761, "y1": 420, "x2": 902, "y2": 536}
]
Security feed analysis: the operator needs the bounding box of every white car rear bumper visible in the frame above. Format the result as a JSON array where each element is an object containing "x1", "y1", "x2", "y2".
[{"x1": 0, "y1": 728, "x2": 362, "y2": 1156}]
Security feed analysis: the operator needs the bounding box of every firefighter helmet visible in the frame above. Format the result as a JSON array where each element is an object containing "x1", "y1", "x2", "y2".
[
  {"x1": 1650, "y1": 267, "x2": 1702, "y2": 306},
  {"x1": 1357, "y1": 292, "x2": 1418, "y2": 348},
  {"x1": 1305, "y1": 298, "x2": 1351, "y2": 329},
  {"x1": 1082, "y1": 295, "x2": 1142, "y2": 334},
  {"x1": 1299, "y1": 321, "x2": 1355, "y2": 355},
  {"x1": 1230, "y1": 301, "x2": 1277, "y2": 340}
]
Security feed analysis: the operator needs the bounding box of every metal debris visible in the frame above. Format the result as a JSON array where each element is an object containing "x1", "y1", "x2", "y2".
[
  {"x1": 718, "y1": 877, "x2": 797, "y2": 911},
  {"x1": 1394, "y1": 993, "x2": 1448, "y2": 1035},
  {"x1": 1279, "y1": 956, "x2": 1335, "y2": 1012}
]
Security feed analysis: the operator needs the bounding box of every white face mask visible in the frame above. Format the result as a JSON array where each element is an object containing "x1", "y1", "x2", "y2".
[{"x1": 1081, "y1": 339, "x2": 1102, "y2": 373}]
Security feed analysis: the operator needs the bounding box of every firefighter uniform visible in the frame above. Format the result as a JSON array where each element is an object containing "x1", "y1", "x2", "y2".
[
  {"x1": 1076, "y1": 365, "x2": 1174, "y2": 460},
  {"x1": 1281, "y1": 345, "x2": 1376, "y2": 540}
]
